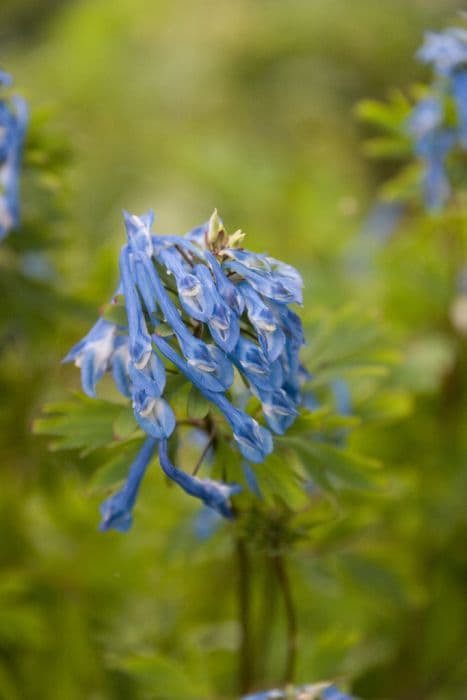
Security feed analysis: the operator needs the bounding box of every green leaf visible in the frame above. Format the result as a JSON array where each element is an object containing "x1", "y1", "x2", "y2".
[
  {"x1": 356, "y1": 91, "x2": 411, "y2": 131},
  {"x1": 279, "y1": 436, "x2": 381, "y2": 493},
  {"x1": 33, "y1": 395, "x2": 127, "y2": 455},
  {"x1": 304, "y1": 306, "x2": 395, "y2": 381}
]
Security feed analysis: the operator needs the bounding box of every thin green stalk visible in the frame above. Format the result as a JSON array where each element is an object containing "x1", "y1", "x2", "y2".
[
  {"x1": 236, "y1": 537, "x2": 254, "y2": 694},
  {"x1": 271, "y1": 551, "x2": 297, "y2": 685}
]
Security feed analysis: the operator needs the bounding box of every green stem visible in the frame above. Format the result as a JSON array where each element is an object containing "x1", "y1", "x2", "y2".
[
  {"x1": 271, "y1": 551, "x2": 297, "y2": 685},
  {"x1": 255, "y1": 554, "x2": 278, "y2": 681},
  {"x1": 236, "y1": 537, "x2": 253, "y2": 694}
]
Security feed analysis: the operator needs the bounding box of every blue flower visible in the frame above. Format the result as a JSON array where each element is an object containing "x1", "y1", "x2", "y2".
[
  {"x1": 406, "y1": 27, "x2": 467, "y2": 210},
  {"x1": 417, "y1": 28, "x2": 467, "y2": 76},
  {"x1": 0, "y1": 74, "x2": 28, "y2": 239},
  {"x1": 258, "y1": 388, "x2": 298, "y2": 435},
  {"x1": 158, "y1": 440, "x2": 240, "y2": 517},
  {"x1": 133, "y1": 396, "x2": 176, "y2": 439},
  {"x1": 157, "y1": 246, "x2": 214, "y2": 322},
  {"x1": 100, "y1": 437, "x2": 158, "y2": 532},
  {"x1": 241, "y1": 683, "x2": 354, "y2": 700},
  {"x1": 63, "y1": 318, "x2": 118, "y2": 397},
  {"x1": 230, "y1": 336, "x2": 283, "y2": 392},
  {"x1": 204, "y1": 250, "x2": 245, "y2": 316},
  {"x1": 120, "y1": 246, "x2": 153, "y2": 368},
  {"x1": 239, "y1": 281, "x2": 285, "y2": 361},
  {"x1": 194, "y1": 263, "x2": 240, "y2": 352},
  {"x1": 67, "y1": 209, "x2": 307, "y2": 528},
  {"x1": 224, "y1": 251, "x2": 303, "y2": 304},
  {"x1": 123, "y1": 209, "x2": 154, "y2": 256}
]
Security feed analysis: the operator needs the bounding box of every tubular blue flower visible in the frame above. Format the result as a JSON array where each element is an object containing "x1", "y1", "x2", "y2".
[
  {"x1": 110, "y1": 336, "x2": 132, "y2": 398},
  {"x1": 258, "y1": 388, "x2": 298, "y2": 435},
  {"x1": 133, "y1": 396, "x2": 176, "y2": 439},
  {"x1": 123, "y1": 209, "x2": 154, "y2": 256},
  {"x1": 129, "y1": 354, "x2": 166, "y2": 407},
  {"x1": 0, "y1": 76, "x2": 28, "y2": 239},
  {"x1": 128, "y1": 354, "x2": 173, "y2": 439},
  {"x1": 239, "y1": 281, "x2": 285, "y2": 361},
  {"x1": 157, "y1": 246, "x2": 214, "y2": 322},
  {"x1": 99, "y1": 437, "x2": 158, "y2": 532},
  {"x1": 204, "y1": 250, "x2": 245, "y2": 316},
  {"x1": 158, "y1": 440, "x2": 240, "y2": 517},
  {"x1": 224, "y1": 256, "x2": 303, "y2": 304},
  {"x1": 120, "y1": 246, "x2": 153, "y2": 369},
  {"x1": 230, "y1": 336, "x2": 283, "y2": 393},
  {"x1": 63, "y1": 318, "x2": 117, "y2": 397},
  {"x1": 194, "y1": 264, "x2": 240, "y2": 352}
]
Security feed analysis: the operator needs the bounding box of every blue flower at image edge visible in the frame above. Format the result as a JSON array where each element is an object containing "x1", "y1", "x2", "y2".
[
  {"x1": 407, "y1": 27, "x2": 467, "y2": 210},
  {"x1": 241, "y1": 682, "x2": 355, "y2": 699},
  {"x1": 0, "y1": 70, "x2": 28, "y2": 239},
  {"x1": 64, "y1": 210, "x2": 308, "y2": 531}
]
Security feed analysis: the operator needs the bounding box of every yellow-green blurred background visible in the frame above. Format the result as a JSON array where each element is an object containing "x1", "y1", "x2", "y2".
[{"x1": 1, "y1": 1, "x2": 466, "y2": 699}]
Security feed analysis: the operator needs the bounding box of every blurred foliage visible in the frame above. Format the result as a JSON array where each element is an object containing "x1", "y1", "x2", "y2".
[{"x1": 1, "y1": 1, "x2": 467, "y2": 699}]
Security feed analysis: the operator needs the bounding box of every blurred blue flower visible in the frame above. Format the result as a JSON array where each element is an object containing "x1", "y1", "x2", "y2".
[
  {"x1": 0, "y1": 72, "x2": 28, "y2": 239},
  {"x1": 417, "y1": 28, "x2": 467, "y2": 76},
  {"x1": 66, "y1": 210, "x2": 308, "y2": 529},
  {"x1": 407, "y1": 27, "x2": 467, "y2": 210},
  {"x1": 242, "y1": 683, "x2": 354, "y2": 700}
]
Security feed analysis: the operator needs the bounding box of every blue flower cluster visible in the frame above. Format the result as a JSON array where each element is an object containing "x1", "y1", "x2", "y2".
[
  {"x1": 0, "y1": 70, "x2": 28, "y2": 239},
  {"x1": 407, "y1": 27, "x2": 467, "y2": 210},
  {"x1": 242, "y1": 682, "x2": 354, "y2": 700},
  {"x1": 65, "y1": 210, "x2": 307, "y2": 531}
]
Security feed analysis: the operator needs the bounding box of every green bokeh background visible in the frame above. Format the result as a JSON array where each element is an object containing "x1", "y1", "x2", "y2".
[{"x1": 1, "y1": 1, "x2": 466, "y2": 699}]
